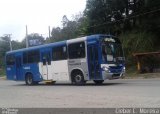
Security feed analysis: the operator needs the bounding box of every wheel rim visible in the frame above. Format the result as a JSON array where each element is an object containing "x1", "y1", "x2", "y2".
[
  {"x1": 27, "y1": 76, "x2": 32, "y2": 85},
  {"x1": 75, "y1": 75, "x2": 82, "y2": 83}
]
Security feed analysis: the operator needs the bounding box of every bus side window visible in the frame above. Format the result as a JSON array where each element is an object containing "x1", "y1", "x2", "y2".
[
  {"x1": 23, "y1": 50, "x2": 40, "y2": 64},
  {"x1": 68, "y1": 42, "x2": 85, "y2": 59},
  {"x1": 52, "y1": 46, "x2": 67, "y2": 61},
  {"x1": 6, "y1": 54, "x2": 15, "y2": 65},
  {"x1": 42, "y1": 53, "x2": 51, "y2": 65},
  {"x1": 42, "y1": 56, "x2": 46, "y2": 65},
  {"x1": 47, "y1": 54, "x2": 51, "y2": 65},
  {"x1": 23, "y1": 52, "x2": 28, "y2": 64}
]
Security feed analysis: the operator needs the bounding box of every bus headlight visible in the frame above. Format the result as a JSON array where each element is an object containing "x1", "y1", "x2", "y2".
[
  {"x1": 123, "y1": 67, "x2": 126, "y2": 72},
  {"x1": 102, "y1": 66, "x2": 110, "y2": 73}
]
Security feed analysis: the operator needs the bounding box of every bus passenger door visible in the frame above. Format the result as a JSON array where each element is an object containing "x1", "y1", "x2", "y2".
[
  {"x1": 41, "y1": 51, "x2": 52, "y2": 80},
  {"x1": 87, "y1": 44, "x2": 101, "y2": 80},
  {"x1": 15, "y1": 56, "x2": 23, "y2": 80}
]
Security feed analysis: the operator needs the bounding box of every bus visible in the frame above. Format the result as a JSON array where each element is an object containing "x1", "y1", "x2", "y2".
[{"x1": 5, "y1": 34, "x2": 125, "y2": 85}]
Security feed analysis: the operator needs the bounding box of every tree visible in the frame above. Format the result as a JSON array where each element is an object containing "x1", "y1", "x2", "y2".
[
  {"x1": 76, "y1": 16, "x2": 88, "y2": 36},
  {"x1": 50, "y1": 14, "x2": 88, "y2": 42},
  {"x1": 0, "y1": 36, "x2": 10, "y2": 68},
  {"x1": 50, "y1": 27, "x2": 62, "y2": 42},
  {"x1": 62, "y1": 15, "x2": 69, "y2": 28},
  {"x1": 84, "y1": 0, "x2": 126, "y2": 34},
  {"x1": 21, "y1": 33, "x2": 45, "y2": 47},
  {"x1": 84, "y1": 0, "x2": 160, "y2": 67},
  {"x1": 12, "y1": 40, "x2": 25, "y2": 50}
]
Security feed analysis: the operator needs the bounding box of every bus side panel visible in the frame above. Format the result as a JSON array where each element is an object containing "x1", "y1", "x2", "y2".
[
  {"x1": 68, "y1": 58, "x2": 89, "y2": 81},
  {"x1": 52, "y1": 60, "x2": 69, "y2": 81},
  {"x1": 23, "y1": 63, "x2": 42, "y2": 82},
  {"x1": 67, "y1": 39, "x2": 89, "y2": 81},
  {"x1": 6, "y1": 65, "x2": 16, "y2": 80}
]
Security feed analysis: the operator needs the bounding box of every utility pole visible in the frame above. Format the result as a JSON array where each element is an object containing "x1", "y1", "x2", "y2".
[
  {"x1": 8, "y1": 34, "x2": 12, "y2": 51},
  {"x1": 48, "y1": 26, "x2": 51, "y2": 42},
  {"x1": 26, "y1": 25, "x2": 29, "y2": 48},
  {"x1": 4, "y1": 34, "x2": 12, "y2": 51}
]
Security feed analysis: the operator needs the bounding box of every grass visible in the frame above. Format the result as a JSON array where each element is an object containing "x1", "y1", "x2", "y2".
[
  {"x1": 125, "y1": 66, "x2": 160, "y2": 79},
  {"x1": 0, "y1": 69, "x2": 5, "y2": 77}
]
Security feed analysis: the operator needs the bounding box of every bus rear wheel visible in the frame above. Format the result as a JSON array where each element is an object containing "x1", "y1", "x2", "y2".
[
  {"x1": 25, "y1": 73, "x2": 37, "y2": 85},
  {"x1": 94, "y1": 80, "x2": 104, "y2": 85},
  {"x1": 72, "y1": 71, "x2": 86, "y2": 85}
]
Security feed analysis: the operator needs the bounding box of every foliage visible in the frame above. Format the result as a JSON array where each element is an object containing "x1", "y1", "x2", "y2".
[
  {"x1": 50, "y1": 13, "x2": 88, "y2": 42},
  {"x1": 84, "y1": 0, "x2": 160, "y2": 67},
  {"x1": 0, "y1": 68, "x2": 5, "y2": 76},
  {"x1": 84, "y1": 0, "x2": 160, "y2": 38},
  {"x1": 21, "y1": 33, "x2": 45, "y2": 47},
  {"x1": 119, "y1": 30, "x2": 154, "y2": 65},
  {"x1": 0, "y1": 33, "x2": 45, "y2": 68},
  {"x1": 84, "y1": 0, "x2": 130, "y2": 34},
  {"x1": 0, "y1": 36, "x2": 10, "y2": 68}
]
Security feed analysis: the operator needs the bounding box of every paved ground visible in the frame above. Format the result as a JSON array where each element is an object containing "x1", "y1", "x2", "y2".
[{"x1": 0, "y1": 79, "x2": 160, "y2": 108}]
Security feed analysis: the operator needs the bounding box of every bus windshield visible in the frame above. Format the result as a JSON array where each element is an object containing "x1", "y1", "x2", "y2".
[{"x1": 101, "y1": 38, "x2": 124, "y2": 63}]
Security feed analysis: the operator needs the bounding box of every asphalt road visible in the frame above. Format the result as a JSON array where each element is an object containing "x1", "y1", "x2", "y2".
[{"x1": 0, "y1": 79, "x2": 160, "y2": 108}]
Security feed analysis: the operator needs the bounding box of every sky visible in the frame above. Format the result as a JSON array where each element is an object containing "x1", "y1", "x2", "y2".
[{"x1": 0, "y1": 0, "x2": 86, "y2": 41}]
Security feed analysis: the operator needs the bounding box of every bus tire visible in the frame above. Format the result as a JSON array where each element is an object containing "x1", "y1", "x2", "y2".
[
  {"x1": 94, "y1": 80, "x2": 104, "y2": 85},
  {"x1": 25, "y1": 73, "x2": 35, "y2": 85},
  {"x1": 72, "y1": 71, "x2": 86, "y2": 85}
]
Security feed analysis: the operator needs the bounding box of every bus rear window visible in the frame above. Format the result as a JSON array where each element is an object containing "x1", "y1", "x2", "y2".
[{"x1": 6, "y1": 54, "x2": 15, "y2": 65}]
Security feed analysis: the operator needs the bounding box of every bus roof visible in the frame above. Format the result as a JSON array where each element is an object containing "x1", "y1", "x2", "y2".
[
  {"x1": 6, "y1": 34, "x2": 114, "y2": 55},
  {"x1": 6, "y1": 40, "x2": 66, "y2": 54}
]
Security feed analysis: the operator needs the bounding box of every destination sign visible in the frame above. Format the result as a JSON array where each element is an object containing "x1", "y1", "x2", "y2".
[{"x1": 104, "y1": 38, "x2": 115, "y2": 42}]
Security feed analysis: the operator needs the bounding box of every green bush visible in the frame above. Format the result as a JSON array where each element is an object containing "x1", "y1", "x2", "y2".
[
  {"x1": 119, "y1": 30, "x2": 154, "y2": 67},
  {"x1": 0, "y1": 68, "x2": 5, "y2": 77}
]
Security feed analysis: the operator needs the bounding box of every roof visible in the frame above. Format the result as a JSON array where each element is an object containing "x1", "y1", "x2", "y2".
[{"x1": 6, "y1": 41, "x2": 66, "y2": 54}]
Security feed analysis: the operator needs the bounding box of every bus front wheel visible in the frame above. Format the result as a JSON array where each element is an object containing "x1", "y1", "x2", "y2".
[
  {"x1": 72, "y1": 71, "x2": 86, "y2": 85},
  {"x1": 25, "y1": 73, "x2": 37, "y2": 85},
  {"x1": 94, "y1": 80, "x2": 104, "y2": 85}
]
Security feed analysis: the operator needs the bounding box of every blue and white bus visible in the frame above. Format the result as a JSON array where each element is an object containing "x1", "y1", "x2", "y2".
[{"x1": 5, "y1": 34, "x2": 125, "y2": 85}]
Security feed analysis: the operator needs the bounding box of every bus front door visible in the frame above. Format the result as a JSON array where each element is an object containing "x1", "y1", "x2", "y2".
[
  {"x1": 88, "y1": 44, "x2": 101, "y2": 80},
  {"x1": 41, "y1": 51, "x2": 52, "y2": 80},
  {"x1": 15, "y1": 56, "x2": 23, "y2": 80}
]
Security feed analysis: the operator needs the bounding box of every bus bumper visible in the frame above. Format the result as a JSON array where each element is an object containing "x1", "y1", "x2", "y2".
[{"x1": 102, "y1": 71, "x2": 125, "y2": 80}]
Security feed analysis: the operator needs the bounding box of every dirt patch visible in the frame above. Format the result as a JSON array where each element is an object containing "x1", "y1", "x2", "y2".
[{"x1": 0, "y1": 76, "x2": 6, "y2": 80}]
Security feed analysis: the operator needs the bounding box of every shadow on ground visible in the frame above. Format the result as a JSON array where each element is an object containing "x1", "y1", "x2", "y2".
[{"x1": 12, "y1": 82, "x2": 125, "y2": 87}]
